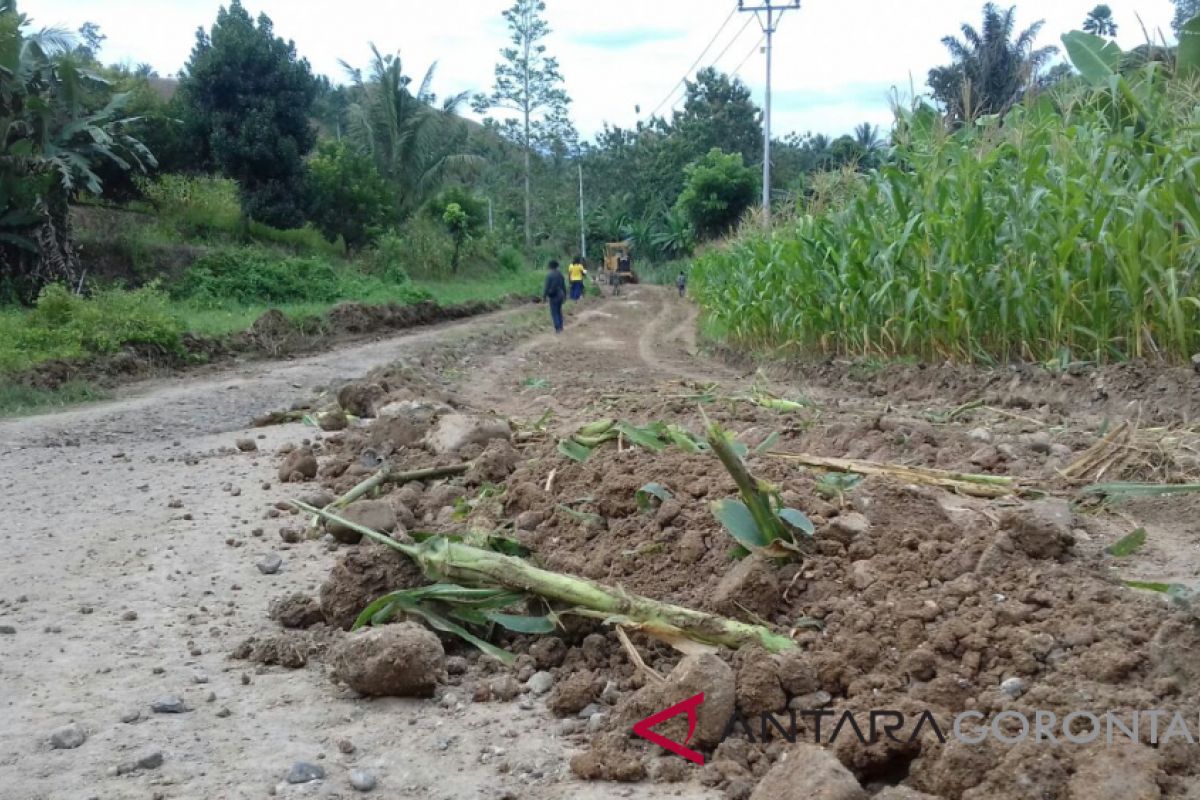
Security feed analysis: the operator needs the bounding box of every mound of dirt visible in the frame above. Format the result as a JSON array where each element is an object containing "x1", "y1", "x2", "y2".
[
  {"x1": 256, "y1": 336, "x2": 1200, "y2": 800},
  {"x1": 319, "y1": 544, "x2": 425, "y2": 630}
]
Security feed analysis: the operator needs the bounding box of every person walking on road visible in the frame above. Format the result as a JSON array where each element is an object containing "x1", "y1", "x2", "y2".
[
  {"x1": 676, "y1": 270, "x2": 687, "y2": 298},
  {"x1": 543, "y1": 260, "x2": 567, "y2": 333},
  {"x1": 568, "y1": 256, "x2": 587, "y2": 302}
]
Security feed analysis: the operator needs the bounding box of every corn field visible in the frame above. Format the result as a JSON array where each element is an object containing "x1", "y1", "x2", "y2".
[{"x1": 692, "y1": 46, "x2": 1200, "y2": 364}]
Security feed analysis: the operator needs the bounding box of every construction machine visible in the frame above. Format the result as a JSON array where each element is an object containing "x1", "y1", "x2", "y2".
[{"x1": 603, "y1": 241, "x2": 636, "y2": 294}]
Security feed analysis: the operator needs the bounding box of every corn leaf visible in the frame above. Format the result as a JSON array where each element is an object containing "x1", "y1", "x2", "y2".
[
  {"x1": 616, "y1": 421, "x2": 669, "y2": 451},
  {"x1": 557, "y1": 438, "x2": 593, "y2": 462},
  {"x1": 666, "y1": 424, "x2": 709, "y2": 453},
  {"x1": 712, "y1": 498, "x2": 768, "y2": 549},
  {"x1": 1123, "y1": 579, "x2": 1189, "y2": 595},
  {"x1": 408, "y1": 605, "x2": 515, "y2": 665},
  {"x1": 557, "y1": 504, "x2": 604, "y2": 526},
  {"x1": 1105, "y1": 527, "x2": 1147, "y2": 557},
  {"x1": 1083, "y1": 483, "x2": 1200, "y2": 501},
  {"x1": 481, "y1": 610, "x2": 557, "y2": 633},
  {"x1": 753, "y1": 432, "x2": 781, "y2": 455},
  {"x1": 777, "y1": 507, "x2": 816, "y2": 537},
  {"x1": 636, "y1": 482, "x2": 673, "y2": 512}
]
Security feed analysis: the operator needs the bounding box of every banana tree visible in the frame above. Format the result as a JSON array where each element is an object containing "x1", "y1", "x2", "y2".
[{"x1": 0, "y1": 0, "x2": 155, "y2": 301}]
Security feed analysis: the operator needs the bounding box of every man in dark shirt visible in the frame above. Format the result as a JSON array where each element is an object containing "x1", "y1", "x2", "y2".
[{"x1": 542, "y1": 260, "x2": 566, "y2": 333}]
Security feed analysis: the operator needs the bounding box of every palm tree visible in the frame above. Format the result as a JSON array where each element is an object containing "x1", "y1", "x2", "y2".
[
  {"x1": 1, "y1": 0, "x2": 154, "y2": 300},
  {"x1": 1083, "y1": 4, "x2": 1118, "y2": 37},
  {"x1": 852, "y1": 123, "x2": 882, "y2": 152},
  {"x1": 342, "y1": 45, "x2": 481, "y2": 219},
  {"x1": 927, "y1": 3, "x2": 1057, "y2": 122}
]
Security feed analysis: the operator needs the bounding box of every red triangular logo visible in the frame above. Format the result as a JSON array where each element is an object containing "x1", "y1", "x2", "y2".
[{"x1": 631, "y1": 691, "x2": 706, "y2": 764}]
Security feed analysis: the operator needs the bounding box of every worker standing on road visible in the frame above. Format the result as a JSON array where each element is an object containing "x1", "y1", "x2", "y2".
[
  {"x1": 677, "y1": 270, "x2": 687, "y2": 298},
  {"x1": 568, "y1": 256, "x2": 587, "y2": 302},
  {"x1": 543, "y1": 260, "x2": 567, "y2": 333}
]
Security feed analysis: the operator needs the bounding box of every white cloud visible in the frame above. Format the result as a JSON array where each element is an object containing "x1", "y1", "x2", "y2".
[{"x1": 30, "y1": 0, "x2": 1178, "y2": 139}]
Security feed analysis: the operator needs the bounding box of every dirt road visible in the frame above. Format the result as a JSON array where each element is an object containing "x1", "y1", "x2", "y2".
[
  {"x1": 0, "y1": 289, "x2": 727, "y2": 800},
  {"x1": 2, "y1": 285, "x2": 1197, "y2": 799}
]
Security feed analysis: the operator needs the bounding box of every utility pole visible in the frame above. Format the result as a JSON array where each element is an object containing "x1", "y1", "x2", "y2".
[
  {"x1": 578, "y1": 163, "x2": 587, "y2": 259},
  {"x1": 487, "y1": 198, "x2": 494, "y2": 233},
  {"x1": 737, "y1": 0, "x2": 800, "y2": 225}
]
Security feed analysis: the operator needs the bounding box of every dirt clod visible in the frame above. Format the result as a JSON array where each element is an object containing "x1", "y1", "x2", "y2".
[
  {"x1": 547, "y1": 670, "x2": 600, "y2": 717},
  {"x1": 712, "y1": 554, "x2": 780, "y2": 620},
  {"x1": 268, "y1": 593, "x2": 324, "y2": 629},
  {"x1": 330, "y1": 622, "x2": 444, "y2": 697},
  {"x1": 748, "y1": 744, "x2": 866, "y2": 800},
  {"x1": 325, "y1": 499, "x2": 398, "y2": 544},
  {"x1": 278, "y1": 447, "x2": 318, "y2": 483},
  {"x1": 319, "y1": 545, "x2": 424, "y2": 630},
  {"x1": 423, "y1": 413, "x2": 512, "y2": 455},
  {"x1": 1001, "y1": 501, "x2": 1074, "y2": 559}
]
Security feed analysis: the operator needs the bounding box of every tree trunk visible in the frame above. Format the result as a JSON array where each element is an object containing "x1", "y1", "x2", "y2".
[
  {"x1": 523, "y1": 133, "x2": 531, "y2": 251},
  {"x1": 523, "y1": 21, "x2": 532, "y2": 251}
]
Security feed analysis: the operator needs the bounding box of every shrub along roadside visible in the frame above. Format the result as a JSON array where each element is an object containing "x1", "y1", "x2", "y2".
[{"x1": 0, "y1": 268, "x2": 540, "y2": 415}]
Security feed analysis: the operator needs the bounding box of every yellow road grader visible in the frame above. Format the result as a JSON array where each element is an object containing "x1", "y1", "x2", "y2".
[{"x1": 602, "y1": 241, "x2": 636, "y2": 294}]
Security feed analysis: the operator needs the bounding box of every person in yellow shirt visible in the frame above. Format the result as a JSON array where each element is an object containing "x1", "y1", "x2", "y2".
[{"x1": 567, "y1": 256, "x2": 588, "y2": 301}]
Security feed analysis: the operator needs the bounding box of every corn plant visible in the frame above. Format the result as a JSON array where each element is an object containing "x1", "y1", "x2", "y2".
[
  {"x1": 691, "y1": 32, "x2": 1200, "y2": 365},
  {"x1": 705, "y1": 421, "x2": 814, "y2": 558}
]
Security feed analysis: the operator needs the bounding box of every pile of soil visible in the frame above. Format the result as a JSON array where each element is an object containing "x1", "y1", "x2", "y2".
[{"x1": 255, "y1": 358, "x2": 1200, "y2": 799}]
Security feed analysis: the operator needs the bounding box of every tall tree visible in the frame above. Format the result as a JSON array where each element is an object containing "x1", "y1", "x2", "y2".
[
  {"x1": 853, "y1": 123, "x2": 882, "y2": 152},
  {"x1": 177, "y1": 0, "x2": 317, "y2": 228},
  {"x1": 342, "y1": 46, "x2": 479, "y2": 219},
  {"x1": 474, "y1": 0, "x2": 571, "y2": 249},
  {"x1": 673, "y1": 68, "x2": 762, "y2": 168},
  {"x1": 1083, "y1": 5, "x2": 1118, "y2": 36},
  {"x1": 1173, "y1": 0, "x2": 1200, "y2": 35},
  {"x1": 927, "y1": 3, "x2": 1057, "y2": 122}
]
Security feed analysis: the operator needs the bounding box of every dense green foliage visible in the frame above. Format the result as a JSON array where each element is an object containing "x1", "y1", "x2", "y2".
[
  {"x1": 693, "y1": 33, "x2": 1200, "y2": 365},
  {"x1": 0, "y1": 283, "x2": 183, "y2": 373},
  {"x1": 178, "y1": 0, "x2": 317, "y2": 228},
  {"x1": 306, "y1": 140, "x2": 394, "y2": 251},
  {"x1": 0, "y1": 1, "x2": 154, "y2": 301},
  {"x1": 675, "y1": 149, "x2": 758, "y2": 239}
]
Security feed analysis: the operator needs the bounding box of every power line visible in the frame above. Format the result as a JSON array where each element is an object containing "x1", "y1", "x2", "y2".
[
  {"x1": 729, "y1": 33, "x2": 766, "y2": 79},
  {"x1": 654, "y1": 15, "x2": 758, "y2": 119},
  {"x1": 707, "y1": 15, "x2": 756, "y2": 72},
  {"x1": 643, "y1": 6, "x2": 737, "y2": 121}
]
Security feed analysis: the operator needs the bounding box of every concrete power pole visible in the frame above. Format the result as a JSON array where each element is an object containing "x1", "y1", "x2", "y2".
[
  {"x1": 738, "y1": 0, "x2": 800, "y2": 225},
  {"x1": 578, "y1": 163, "x2": 587, "y2": 260}
]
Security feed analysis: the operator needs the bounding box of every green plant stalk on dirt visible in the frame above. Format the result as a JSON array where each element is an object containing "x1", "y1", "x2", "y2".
[
  {"x1": 705, "y1": 420, "x2": 814, "y2": 557},
  {"x1": 293, "y1": 502, "x2": 797, "y2": 655}
]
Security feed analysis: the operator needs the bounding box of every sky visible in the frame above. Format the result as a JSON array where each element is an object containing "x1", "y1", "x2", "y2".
[{"x1": 30, "y1": 0, "x2": 1179, "y2": 139}]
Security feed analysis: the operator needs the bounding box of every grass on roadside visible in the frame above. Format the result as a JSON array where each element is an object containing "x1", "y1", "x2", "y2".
[{"x1": 0, "y1": 379, "x2": 108, "y2": 417}]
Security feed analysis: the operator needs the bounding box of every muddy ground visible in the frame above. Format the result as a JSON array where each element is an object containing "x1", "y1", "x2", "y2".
[{"x1": 1, "y1": 285, "x2": 1198, "y2": 800}]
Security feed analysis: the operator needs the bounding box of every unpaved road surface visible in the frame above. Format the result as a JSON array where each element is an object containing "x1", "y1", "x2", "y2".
[
  {"x1": 2, "y1": 285, "x2": 1198, "y2": 799},
  {"x1": 0, "y1": 293, "x2": 724, "y2": 800}
]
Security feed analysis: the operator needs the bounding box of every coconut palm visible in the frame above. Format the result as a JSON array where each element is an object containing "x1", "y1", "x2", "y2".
[
  {"x1": 1083, "y1": 5, "x2": 1118, "y2": 37},
  {"x1": 853, "y1": 123, "x2": 882, "y2": 152},
  {"x1": 927, "y1": 3, "x2": 1058, "y2": 122},
  {"x1": 342, "y1": 45, "x2": 481, "y2": 219}
]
